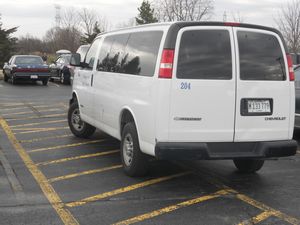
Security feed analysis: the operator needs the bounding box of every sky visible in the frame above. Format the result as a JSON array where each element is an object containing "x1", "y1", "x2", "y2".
[{"x1": 0, "y1": 0, "x2": 285, "y2": 39}]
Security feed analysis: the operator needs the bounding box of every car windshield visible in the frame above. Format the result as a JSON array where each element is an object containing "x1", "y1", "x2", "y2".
[
  {"x1": 15, "y1": 56, "x2": 43, "y2": 64},
  {"x1": 64, "y1": 55, "x2": 71, "y2": 63}
]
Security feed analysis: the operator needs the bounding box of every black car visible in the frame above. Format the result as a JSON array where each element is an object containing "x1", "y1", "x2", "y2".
[
  {"x1": 3, "y1": 55, "x2": 50, "y2": 85},
  {"x1": 49, "y1": 54, "x2": 72, "y2": 84}
]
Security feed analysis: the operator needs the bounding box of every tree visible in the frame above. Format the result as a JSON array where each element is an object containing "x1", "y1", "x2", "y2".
[
  {"x1": 17, "y1": 34, "x2": 44, "y2": 54},
  {"x1": 81, "y1": 21, "x2": 102, "y2": 44},
  {"x1": 136, "y1": 0, "x2": 158, "y2": 25},
  {"x1": 275, "y1": 0, "x2": 300, "y2": 53},
  {"x1": 0, "y1": 15, "x2": 18, "y2": 67},
  {"x1": 154, "y1": 0, "x2": 214, "y2": 22}
]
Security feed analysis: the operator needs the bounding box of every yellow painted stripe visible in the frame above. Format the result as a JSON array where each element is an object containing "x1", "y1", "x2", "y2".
[
  {"x1": 48, "y1": 164, "x2": 122, "y2": 183},
  {"x1": 66, "y1": 172, "x2": 190, "y2": 208},
  {"x1": 13, "y1": 127, "x2": 52, "y2": 131},
  {"x1": 6, "y1": 113, "x2": 66, "y2": 121},
  {"x1": 0, "y1": 102, "x2": 66, "y2": 107},
  {"x1": 238, "y1": 211, "x2": 274, "y2": 225},
  {"x1": 236, "y1": 193, "x2": 300, "y2": 225},
  {"x1": 0, "y1": 118, "x2": 79, "y2": 225},
  {"x1": 10, "y1": 119, "x2": 66, "y2": 128},
  {"x1": 14, "y1": 126, "x2": 69, "y2": 134},
  {"x1": 36, "y1": 150, "x2": 120, "y2": 166},
  {"x1": 2, "y1": 108, "x2": 63, "y2": 116},
  {"x1": 28, "y1": 140, "x2": 104, "y2": 153},
  {"x1": 113, "y1": 189, "x2": 229, "y2": 225},
  {"x1": 1, "y1": 104, "x2": 65, "y2": 112},
  {"x1": 19, "y1": 134, "x2": 73, "y2": 143}
]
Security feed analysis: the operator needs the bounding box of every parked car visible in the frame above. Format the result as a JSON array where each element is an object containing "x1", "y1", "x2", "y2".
[
  {"x1": 294, "y1": 65, "x2": 300, "y2": 128},
  {"x1": 3, "y1": 55, "x2": 50, "y2": 85},
  {"x1": 69, "y1": 45, "x2": 90, "y2": 85},
  {"x1": 68, "y1": 22, "x2": 297, "y2": 177},
  {"x1": 49, "y1": 54, "x2": 72, "y2": 84}
]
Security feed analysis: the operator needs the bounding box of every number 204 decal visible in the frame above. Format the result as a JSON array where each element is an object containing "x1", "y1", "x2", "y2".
[{"x1": 180, "y1": 82, "x2": 191, "y2": 90}]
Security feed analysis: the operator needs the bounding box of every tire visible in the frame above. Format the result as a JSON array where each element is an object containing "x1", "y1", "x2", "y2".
[
  {"x1": 60, "y1": 72, "x2": 70, "y2": 84},
  {"x1": 68, "y1": 101, "x2": 96, "y2": 138},
  {"x1": 121, "y1": 122, "x2": 149, "y2": 177},
  {"x1": 42, "y1": 79, "x2": 49, "y2": 86},
  {"x1": 4, "y1": 74, "x2": 8, "y2": 82},
  {"x1": 233, "y1": 159, "x2": 264, "y2": 173},
  {"x1": 11, "y1": 75, "x2": 17, "y2": 85}
]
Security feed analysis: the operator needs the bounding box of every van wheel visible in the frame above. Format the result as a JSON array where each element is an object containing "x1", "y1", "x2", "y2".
[
  {"x1": 68, "y1": 101, "x2": 96, "y2": 138},
  {"x1": 233, "y1": 159, "x2": 264, "y2": 173},
  {"x1": 121, "y1": 122, "x2": 149, "y2": 177}
]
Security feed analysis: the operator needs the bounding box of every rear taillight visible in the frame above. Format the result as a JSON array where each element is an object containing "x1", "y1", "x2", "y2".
[
  {"x1": 224, "y1": 22, "x2": 240, "y2": 26},
  {"x1": 287, "y1": 54, "x2": 295, "y2": 81},
  {"x1": 159, "y1": 49, "x2": 175, "y2": 79}
]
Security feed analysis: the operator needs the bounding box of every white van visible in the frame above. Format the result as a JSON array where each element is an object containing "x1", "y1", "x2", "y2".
[{"x1": 68, "y1": 22, "x2": 297, "y2": 176}]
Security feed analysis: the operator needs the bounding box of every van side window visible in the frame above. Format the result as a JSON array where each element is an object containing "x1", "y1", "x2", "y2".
[
  {"x1": 177, "y1": 30, "x2": 232, "y2": 80},
  {"x1": 97, "y1": 34, "x2": 129, "y2": 72},
  {"x1": 122, "y1": 31, "x2": 163, "y2": 76},
  {"x1": 238, "y1": 31, "x2": 286, "y2": 81},
  {"x1": 84, "y1": 38, "x2": 101, "y2": 70}
]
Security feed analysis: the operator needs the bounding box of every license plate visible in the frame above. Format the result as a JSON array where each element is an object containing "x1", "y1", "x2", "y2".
[
  {"x1": 248, "y1": 100, "x2": 271, "y2": 113},
  {"x1": 30, "y1": 75, "x2": 38, "y2": 79}
]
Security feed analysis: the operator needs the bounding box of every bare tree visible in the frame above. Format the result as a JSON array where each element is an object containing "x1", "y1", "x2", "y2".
[
  {"x1": 223, "y1": 11, "x2": 245, "y2": 23},
  {"x1": 154, "y1": 0, "x2": 214, "y2": 22},
  {"x1": 275, "y1": 0, "x2": 300, "y2": 53}
]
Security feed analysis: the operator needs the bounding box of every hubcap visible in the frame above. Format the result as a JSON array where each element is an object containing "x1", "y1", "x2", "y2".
[
  {"x1": 123, "y1": 134, "x2": 134, "y2": 166},
  {"x1": 71, "y1": 108, "x2": 84, "y2": 131}
]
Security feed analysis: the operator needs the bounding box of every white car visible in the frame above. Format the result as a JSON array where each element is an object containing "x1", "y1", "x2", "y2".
[{"x1": 68, "y1": 22, "x2": 297, "y2": 176}]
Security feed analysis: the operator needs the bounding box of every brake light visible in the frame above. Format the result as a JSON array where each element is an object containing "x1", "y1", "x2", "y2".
[
  {"x1": 286, "y1": 54, "x2": 295, "y2": 81},
  {"x1": 159, "y1": 49, "x2": 174, "y2": 79},
  {"x1": 224, "y1": 22, "x2": 240, "y2": 27}
]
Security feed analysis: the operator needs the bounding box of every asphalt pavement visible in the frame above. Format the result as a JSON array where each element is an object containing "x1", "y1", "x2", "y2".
[{"x1": 0, "y1": 79, "x2": 299, "y2": 225}]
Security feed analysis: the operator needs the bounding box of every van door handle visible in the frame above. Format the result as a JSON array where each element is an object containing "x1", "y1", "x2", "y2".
[{"x1": 91, "y1": 74, "x2": 94, "y2": 86}]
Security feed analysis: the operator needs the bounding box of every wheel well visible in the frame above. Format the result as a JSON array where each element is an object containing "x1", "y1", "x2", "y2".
[{"x1": 120, "y1": 109, "x2": 135, "y2": 136}]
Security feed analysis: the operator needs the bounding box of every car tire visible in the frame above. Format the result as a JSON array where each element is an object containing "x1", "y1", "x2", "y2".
[
  {"x1": 42, "y1": 79, "x2": 49, "y2": 86},
  {"x1": 121, "y1": 122, "x2": 149, "y2": 177},
  {"x1": 60, "y1": 72, "x2": 70, "y2": 85},
  {"x1": 68, "y1": 101, "x2": 96, "y2": 138},
  {"x1": 4, "y1": 74, "x2": 8, "y2": 82},
  {"x1": 11, "y1": 75, "x2": 17, "y2": 85},
  {"x1": 233, "y1": 159, "x2": 264, "y2": 173}
]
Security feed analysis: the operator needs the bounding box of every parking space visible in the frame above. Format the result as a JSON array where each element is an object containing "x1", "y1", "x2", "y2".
[{"x1": 0, "y1": 80, "x2": 299, "y2": 225}]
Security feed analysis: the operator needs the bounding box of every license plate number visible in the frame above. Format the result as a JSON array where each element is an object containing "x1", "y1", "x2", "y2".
[
  {"x1": 248, "y1": 100, "x2": 271, "y2": 113},
  {"x1": 30, "y1": 75, "x2": 38, "y2": 79}
]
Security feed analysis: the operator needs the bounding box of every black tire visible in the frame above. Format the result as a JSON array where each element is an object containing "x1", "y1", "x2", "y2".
[
  {"x1": 42, "y1": 79, "x2": 49, "y2": 86},
  {"x1": 4, "y1": 74, "x2": 8, "y2": 82},
  {"x1": 121, "y1": 122, "x2": 149, "y2": 177},
  {"x1": 233, "y1": 159, "x2": 264, "y2": 173},
  {"x1": 68, "y1": 101, "x2": 96, "y2": 138},
  {"x1": 60, "y1": 72, "x2": 70, "y2": 85},
  {"x1": 11, "y1": 75, "x2": 17, "y2": 85}
]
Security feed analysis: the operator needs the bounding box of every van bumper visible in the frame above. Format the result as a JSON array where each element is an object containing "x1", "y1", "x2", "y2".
[{"x1": 155, "y1": 140, "x2": 297, "y2": 160}]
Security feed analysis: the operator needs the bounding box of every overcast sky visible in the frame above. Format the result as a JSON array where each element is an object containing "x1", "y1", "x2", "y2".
[{"x1": 0, "y1": 0, "x2": 284, "y2": 38}]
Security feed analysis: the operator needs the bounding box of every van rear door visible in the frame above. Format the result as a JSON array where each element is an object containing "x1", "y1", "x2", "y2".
[
  {"x1": 234, "y1": 28, "x2": 294, "y2": 141},
  {"x1": 169, "y1": 26, "x2": 236, "y2": 142}
]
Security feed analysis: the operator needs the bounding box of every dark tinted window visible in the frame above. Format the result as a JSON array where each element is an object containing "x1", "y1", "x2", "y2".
[
  {"x1": 97, "y1": 34, "x2": 129, "y2": 72},
  {"x1": 177, "y1": 30, "x2": 232, "y2": 79},
  {"x1": 238, "y1": 31, "x2": 285, "y2": 81},
  {"x1": 121, "y1": 31, "x2": 162, "y2": 76},
  {"x1": 84, "y1": 38, "x2": 101, "y2": 69}
]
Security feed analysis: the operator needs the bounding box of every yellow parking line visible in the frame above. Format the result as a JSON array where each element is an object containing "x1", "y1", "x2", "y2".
[
  {"x1": 66, "y1": 172, "x2": 190, "y2": 208},
  {"x1": 1, "y1": 104, "x2": 64, "y2": 112},
  {"x1": 2, "y1": 108, "x2": 63, "y2": 116},
  {"x1": 13, "y1": 127, "x2": 51, "y2": 131},
  {"x1": 19, "y1": 134, "x2": 73, "y2": 143},
  {"x1": 14, "y1": 126, "x2": 69, "y2": 134},
  {"x1": 238, "y1": 211, "x2": 274, "y2": 225},
  {"x1": 28, "y1": 140, "x2": 104, "y2": 153},
  {"x1": 48, "y1": 164, "x2": 122, "y2": 183},
  {"x1": 113, "y1": 189, "x2": 229, "y2": 225},
  {"x1": 0, "y1": 118, "x2": 79, "y2": 225},
  {"x1": 6, "y1": 113, "x2": 66, "y2": 121},
  {"x1": 10, "y1": 119, "x2": 66, "y2": 128},
  {"x1": 36, "y1": 150, "x2": 120, "y2": 166},
  {"x1": 236, "y1": 193, "x2": 300, "y2": 225}
]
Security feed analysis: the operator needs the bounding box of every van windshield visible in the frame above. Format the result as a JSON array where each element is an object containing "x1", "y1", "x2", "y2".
[{"x1": 238, "y1": 31, "x2": 286, "y2": 81}]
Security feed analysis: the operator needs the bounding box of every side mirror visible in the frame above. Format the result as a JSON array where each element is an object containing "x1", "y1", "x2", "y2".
[{"x1": 70, "y1": 53, "x2": 81, "y2": 67}]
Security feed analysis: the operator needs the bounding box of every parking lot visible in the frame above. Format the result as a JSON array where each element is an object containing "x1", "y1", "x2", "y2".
[{"x1": 0, "y1": 79, "x2": 299, "y2": 225}]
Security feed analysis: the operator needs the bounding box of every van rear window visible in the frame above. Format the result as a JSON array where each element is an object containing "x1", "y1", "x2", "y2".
[
  {"x1": 238, "y1": 31, "x2": 286, "y2": 81},
  {"x1": 177, "y1": 30, "x2": 232, "y2": 80}
]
